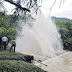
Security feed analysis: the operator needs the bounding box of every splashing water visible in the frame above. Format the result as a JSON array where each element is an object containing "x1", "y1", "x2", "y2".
[
  {"x1": 16, "y1": 13, "x2": 63, "y2": 57},
  {"x1": 32, "y1": 14, "x2": 63, "y2": 56}
]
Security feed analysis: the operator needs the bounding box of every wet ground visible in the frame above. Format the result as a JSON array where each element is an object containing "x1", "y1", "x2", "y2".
[{"x1": 34, "y1": 51, "x2": 72, "y2": 72}]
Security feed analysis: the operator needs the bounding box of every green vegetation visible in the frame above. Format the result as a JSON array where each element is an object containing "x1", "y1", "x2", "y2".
[
  {"x1": 0, "y1": 60, "x2": 44, "y2": 72},
  {"x1": 0, "y1": 12, "x2": 18, "y2": 40},
  {"x1": 0, "y1": 11, "x2": 34, "y2": 40},
  {"x1": 0, "y1": 50, "x2": 45, "y2": 72},
  {"x1": 56, "y1": 21, "x2": 72, "y2": 51},
  {"x1": 0, "y1": 51, "x2": 33, "y2": 62}
]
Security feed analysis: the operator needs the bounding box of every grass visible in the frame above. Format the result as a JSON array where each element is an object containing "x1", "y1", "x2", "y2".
[{"x1": 0, "y1": 51, "x2": 34, "y2": 62}]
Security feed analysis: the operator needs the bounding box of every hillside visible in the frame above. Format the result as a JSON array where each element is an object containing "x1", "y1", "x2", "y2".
[{"x1": 51, "y1": 16, "x2": 72, "y2": 22}]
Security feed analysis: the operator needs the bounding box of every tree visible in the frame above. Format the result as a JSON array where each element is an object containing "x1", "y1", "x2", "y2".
[
  {"x1": 0, "y1": 0, "x2": 38, "y2": 40},
  {"x1": 0, "y1": 0, "x2": 40, "y2": 16},
  {"x1": 56, "y1": 21, "x2": 72, "y2": 51},
  {"x1": 0, "y1": 12, "x2": 17, "y2": 40}
]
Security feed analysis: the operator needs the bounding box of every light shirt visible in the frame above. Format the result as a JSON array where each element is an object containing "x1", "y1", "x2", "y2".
[{"x1": 2, "y1": 36, "x2": 8, "y2": 42}]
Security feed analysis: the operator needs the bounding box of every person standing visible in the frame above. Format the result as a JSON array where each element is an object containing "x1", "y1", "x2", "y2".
[
  {"x1": 2, "y1": 36, "x2": 8, "y2": 50},
  {"x1": 10, "y1": 39, "x2": 16, "y2": 52}
]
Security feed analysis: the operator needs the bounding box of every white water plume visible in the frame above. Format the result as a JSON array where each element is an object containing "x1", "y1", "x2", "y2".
[
  {"x1": 16, "y1": 13, "x2": 63, "y2": 57},
  {"x1": 32, "y1": 14, "x2": 63, "y2": 56}
]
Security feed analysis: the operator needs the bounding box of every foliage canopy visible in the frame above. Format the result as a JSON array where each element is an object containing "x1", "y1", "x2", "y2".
[
  {"x1": 56, "y1": 21, "x2": 72, "y2": 51},
  {"x1": 0, "y1": 12, "x2": 18, "y2": 40}
]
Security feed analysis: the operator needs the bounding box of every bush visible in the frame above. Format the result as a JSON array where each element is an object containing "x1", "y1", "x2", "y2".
[{"x1": 0, "y1": 60, "x2": 45, "y2": 72}]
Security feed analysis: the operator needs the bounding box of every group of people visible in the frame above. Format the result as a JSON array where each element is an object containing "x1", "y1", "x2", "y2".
[{"x1": 0, "y1": 36, "x2": 16, "y2": 52}]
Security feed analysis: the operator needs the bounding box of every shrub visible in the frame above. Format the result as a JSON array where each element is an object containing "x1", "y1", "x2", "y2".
[{"x1": 0, "y1": 60, "x2": 45, "y2": 72}]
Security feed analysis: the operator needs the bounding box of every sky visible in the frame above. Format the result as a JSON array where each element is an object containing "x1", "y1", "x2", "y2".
[
  {"x1": 4, "y1": 0, "x2": 72, "y2": 19},
  {"x1": 41, "y1": 0, "x2": 72, "y2": 19}
]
